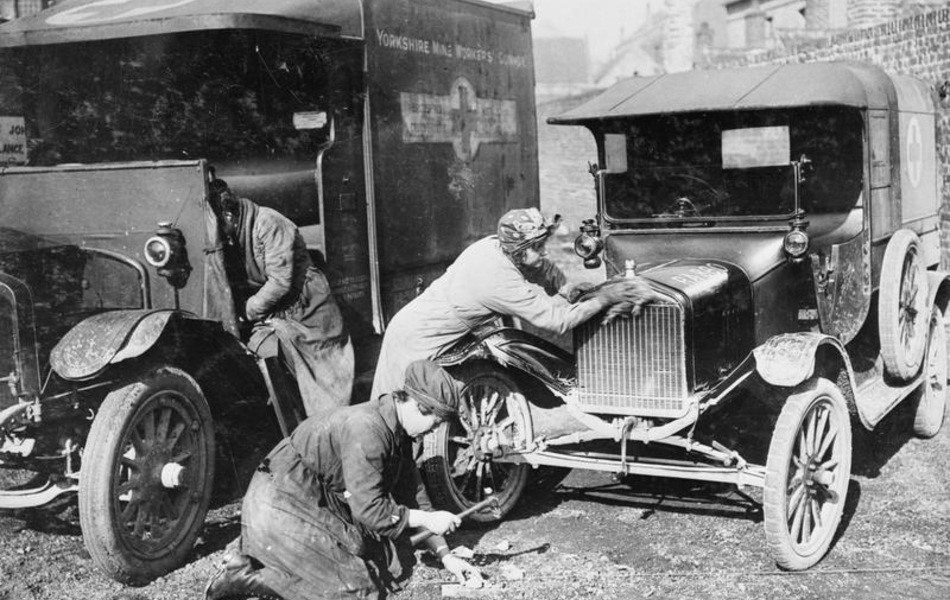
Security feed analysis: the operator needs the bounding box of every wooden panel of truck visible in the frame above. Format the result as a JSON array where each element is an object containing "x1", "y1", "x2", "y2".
[{"x1": 364, "y1": 0, "x2": 538, "y2": 317}]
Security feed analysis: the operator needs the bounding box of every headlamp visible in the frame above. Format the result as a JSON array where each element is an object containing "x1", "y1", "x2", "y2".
[
  {"x1": 783, "y1": 229, "x2": 809, "y2": 261},
  {"x1": 144, "y1": 222, "x2": 192, "y2": 289},
  {"x1": 144, "y1": 236, "x2": 172, "y2": 268},
  {"x1": 574, "y1": 234, "x2": 602, "y2": 259},
  {"x1": 574, "y1": 219, "x2": 604, "y2": 269}
]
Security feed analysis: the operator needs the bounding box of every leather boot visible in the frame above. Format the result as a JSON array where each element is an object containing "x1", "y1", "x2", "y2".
[{"x1": 204, "y1": 552, "x2": 285, "y2": 600}]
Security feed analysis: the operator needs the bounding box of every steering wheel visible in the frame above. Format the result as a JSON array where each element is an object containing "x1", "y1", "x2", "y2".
[
  {"x1": 660, "y1": 196, "x2": 699, "y2": 217},
  {"x1": 669, "y1": 173, "x2": 730, "y2": 208}
]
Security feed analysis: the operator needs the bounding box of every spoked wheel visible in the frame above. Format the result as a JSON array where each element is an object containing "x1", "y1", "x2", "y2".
[
  {"x1": 879, "y1": 230, "x2": 929, "y2": 380},
  {"x1": 912, "y1": 308, "x2": 949, "y2": 438},
  {"x1": 421, "y1": 361, "x2": 532, "y2": 521},
  {"x1": 763, "y1": 377, "x2": 852, "y2": 571},
  {"x1": 79, "y1": 366, "x2": 215, "y2": 584}
]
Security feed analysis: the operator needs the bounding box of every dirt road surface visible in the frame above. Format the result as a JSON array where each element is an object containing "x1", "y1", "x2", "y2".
[{"x1": 1, "y1": 396, "x2": 948, "y2": 600}]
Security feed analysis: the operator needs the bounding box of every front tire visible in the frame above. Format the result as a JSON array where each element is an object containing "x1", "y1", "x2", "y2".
[
  {"x1": 420, "y1": 361, "x2": 532, "y2": 521},
  {"x1": 79, "y1": 366, "x2": 215, "y2": 585},
  {"x1": 763, "y1": 377, "x2": 852, "y2": 571}
]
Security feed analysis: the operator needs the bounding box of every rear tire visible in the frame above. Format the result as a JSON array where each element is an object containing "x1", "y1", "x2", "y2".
[
  {"x1": 912, "y1": 308, "x2": 948, "y2": 438},
  {"x1": 879, "y1": 230, "x2": 929, "y2": 380},
  {"x1": 79, "y1": 366, "x2": 215, "y2": 585},
  {"x1": 420, "y1": 361, "x2": 531, "y2": 521},
  {"x1": 763, "y1": 377, "x2": 852, "y2": 571}
]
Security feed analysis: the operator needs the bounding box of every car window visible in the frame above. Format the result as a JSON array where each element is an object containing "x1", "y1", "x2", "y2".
[
  {"x1": 601, "y1": 107, "x2": 864, "y2": 221},
  {"x1": 80, "y1": 251, "x2": 146, "y2": 311}
]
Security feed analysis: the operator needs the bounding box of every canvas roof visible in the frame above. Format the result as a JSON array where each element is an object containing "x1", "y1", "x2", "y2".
[
  {"x1": 550, "y1": 62, "x2": 898, "y2": 125},
  {"x1": 0, "y1": 0, "x2": 363, "y2": 47}
]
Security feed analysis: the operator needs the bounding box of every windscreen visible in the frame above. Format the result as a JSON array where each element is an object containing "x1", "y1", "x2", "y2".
[
  {"x1": 600, "y1": 107, "x2": 864, "y2": 221},
  {"x1": 0, "y1": 30, "x2": 359, "y2": 224}
]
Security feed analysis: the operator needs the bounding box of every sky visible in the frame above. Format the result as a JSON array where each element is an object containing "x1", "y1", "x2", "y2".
[{"x1": 529, "y1": 0, "x2": 664, "y2": 62}]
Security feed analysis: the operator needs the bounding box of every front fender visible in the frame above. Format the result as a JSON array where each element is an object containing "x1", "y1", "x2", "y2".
[
  {"x1": 928, "y1": 270, "x2": 950, "y2": 315},
  {"x1": 50, "y1": 309, "x2": 179, "y2": 380},
  {"x1": 753, "y1": 332, "x2": 855, "y2": 388},
  {"x1": 437, "y1": 327, "x2": 576, "y2": 394}
]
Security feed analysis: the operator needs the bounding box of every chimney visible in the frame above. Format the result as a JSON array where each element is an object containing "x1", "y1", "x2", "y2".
[
  {"x1": 805, "y1": 0, "x2": 831, "y2": 30},
  {"x1": 745, "y1": 8, "x2": 768, "y2": 48}
]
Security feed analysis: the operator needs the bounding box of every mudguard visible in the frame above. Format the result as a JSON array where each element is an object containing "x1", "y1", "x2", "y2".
[
  {"x1": 927, "y1": 271, "x2": 950, "y2": 315},
  {"x1": 50, "y1": 309, "x2": 179, "y2": 380},
  {"x1": 437, "y1": 327, "x2": 576, "y2": 394},
  {"x1": 753, "y1": 332, "x2": 855, "y2": 388}
]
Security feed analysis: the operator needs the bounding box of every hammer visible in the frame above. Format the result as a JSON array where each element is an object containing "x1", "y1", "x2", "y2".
[{"x1": 410, "y1": 495, "x2": 501, "y2": 546}]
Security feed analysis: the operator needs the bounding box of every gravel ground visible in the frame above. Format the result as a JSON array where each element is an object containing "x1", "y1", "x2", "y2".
[{"x1": 1, "y1": 395, "x2": 948, "y2": 600}]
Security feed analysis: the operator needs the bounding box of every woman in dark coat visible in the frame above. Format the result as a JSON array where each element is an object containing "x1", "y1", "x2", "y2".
[
  {"x1": 210, "y1": 178, "x2": 353, "y2": 415},
  {"x1": 204, "y1": 360, "x2": 482, "y2": 600}
]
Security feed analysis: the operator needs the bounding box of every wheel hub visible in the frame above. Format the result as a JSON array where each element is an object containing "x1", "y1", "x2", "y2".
[
  {"x1": 802, "y1": 456, "x2": 836, "y2": 501},
  {"x1": 160, "y1": 463, "x2": 188, "y2": 488},
  {"x1": 142, "y1": 448, "x2": 174, "y2": 490},
  {"x1": 471, "y1": 427, "x2": 503, "y2": 461}
]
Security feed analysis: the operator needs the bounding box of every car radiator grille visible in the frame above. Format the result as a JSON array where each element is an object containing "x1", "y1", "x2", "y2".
[{"x1": 574, "y1": 300, "x2": 689, "y2": 417}]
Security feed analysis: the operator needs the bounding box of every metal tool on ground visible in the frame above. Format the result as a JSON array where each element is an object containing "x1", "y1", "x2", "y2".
[{"x1": 410, "y1": 495, "x2": 501, "y2": 546}]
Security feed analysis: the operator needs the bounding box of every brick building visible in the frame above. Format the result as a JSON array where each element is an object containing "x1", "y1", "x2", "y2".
[{"x1": 718, "y1": 0, "x2": 948, "y2": 53}]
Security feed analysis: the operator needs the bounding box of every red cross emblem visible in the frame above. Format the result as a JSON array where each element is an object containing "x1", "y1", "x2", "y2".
[{"x1": 401, "y1": 77, "x2": 517, "y2": 161}]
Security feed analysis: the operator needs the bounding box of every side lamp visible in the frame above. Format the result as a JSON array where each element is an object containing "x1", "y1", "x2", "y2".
[{"x1": 144, "y1": 222, "x2": 192, "y2": 289}]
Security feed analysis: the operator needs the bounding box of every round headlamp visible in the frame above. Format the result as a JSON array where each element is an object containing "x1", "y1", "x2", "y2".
[
  {"x1": 574, "y1": 233, "x2": 603, "y2": 259},
  {"x1": 144, "y1": 236, "x2": 172, "y2": 268},
  {"x1": 783, "y1": 229, "x2": 809, "y2": 260}
]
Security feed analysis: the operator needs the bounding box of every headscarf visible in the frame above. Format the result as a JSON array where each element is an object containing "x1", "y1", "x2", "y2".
[
  {"x1": 402, "y1": 360, "x2": 459, "y2": 420},
  {"x1": 497, "y1": 208, "x2": 562, "y2": 254}
]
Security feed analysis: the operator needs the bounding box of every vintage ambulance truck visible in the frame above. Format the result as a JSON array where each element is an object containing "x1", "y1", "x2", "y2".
[
  {"x1": 419, "y1": 62, "x2": 950, "y2": 571},
  {"x1": 0, "y1": 0, "x2": 537, "y2": 584}
]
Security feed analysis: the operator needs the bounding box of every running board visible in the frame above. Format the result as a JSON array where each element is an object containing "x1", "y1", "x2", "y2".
[
  {"x1": 855, "y1": 371, "x2": 923, "y2": 430},
  {"x1": 0, "y1": 478, "x2": 78, "y2": 509}
]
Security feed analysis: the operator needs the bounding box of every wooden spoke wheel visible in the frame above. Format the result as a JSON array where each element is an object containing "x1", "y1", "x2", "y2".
[
  {"x1": 79, "y1": 366, "x2": 215, "y2": 584},
  {"x1": 912, "y1": 308, "x2": 949, "y2": 438},
  {"x1": 763, "y1": 377, "x2": 852, "y2": 571},
  {"x1": 879, "y1": 230, "x2": 929, "y2": 380},
  {"x1": 421, "y1": 361, "x2": 531, "y2": 522}
]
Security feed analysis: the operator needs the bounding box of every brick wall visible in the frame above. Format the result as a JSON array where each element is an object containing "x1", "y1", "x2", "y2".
[
  {"x1": 716, "y1": 5, "x2": 950, "y2": 268},
  {"x1": 537, "y1": 94, "x2": 599, "y2": 230}
]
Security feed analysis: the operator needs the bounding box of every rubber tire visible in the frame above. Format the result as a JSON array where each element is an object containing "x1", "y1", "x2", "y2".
[
  {"x1": 79, "y1": 366, "x2": 215, "y2": 585},
  {"x1": 879, "y1": 230, "x2": 929, "y2": 381},
  {"x1": 912, "y1": 308, "x2": 948, "y2": 438},
  {"x1": 763, "y1": 377, "x2": 852, "y2": 571},
  {"x1": 420, "y1": 361, "x2": 531, "y2": 522}
]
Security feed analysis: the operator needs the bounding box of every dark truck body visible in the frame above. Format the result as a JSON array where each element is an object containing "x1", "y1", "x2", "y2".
[{"x1": 0, "y1": 0, "x2": 537, "y2": 584}]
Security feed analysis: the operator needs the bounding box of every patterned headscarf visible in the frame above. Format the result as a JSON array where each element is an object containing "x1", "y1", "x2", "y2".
[
  {"x1": 497, "y1": 208, "x2": 562, "y2": 254},
  {"x1": 402, "y1": 360, "x2": 459, "y2": 420}
]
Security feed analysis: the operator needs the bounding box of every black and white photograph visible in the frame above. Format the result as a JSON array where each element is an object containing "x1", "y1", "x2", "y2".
[{"x1": 0, "y1": 1, "x2": 948, "y2": 598}]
